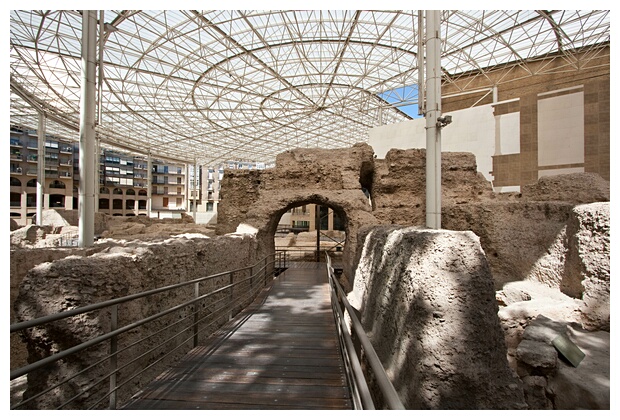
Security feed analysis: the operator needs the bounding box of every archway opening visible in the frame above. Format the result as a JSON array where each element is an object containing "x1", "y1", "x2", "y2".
[{"x1": 272, "y1": 199, "x2": 347, "y2": 271}]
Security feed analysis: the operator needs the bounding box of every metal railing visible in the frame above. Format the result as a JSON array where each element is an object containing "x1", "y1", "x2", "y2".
[
  {"x1": 10, "y1": 253, "x2": 279, "y2": 410},
  {"x1": 275, "y1": 245, "x2": 343, "y2": 264},
  {"x1": 326, "y1": 253, "x2": 404, "y2": 410}
]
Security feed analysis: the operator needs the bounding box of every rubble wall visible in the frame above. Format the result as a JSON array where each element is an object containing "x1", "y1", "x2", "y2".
[
  {"x1": 351, "y1": 225, "x2": 526, "y2": 409},
  {"x1": 371, "y1": 148, "x2": 495, "y2": 225},
  {"x1": 563, "y1": 202, "x2": 610, "y2": 331},
  {"x1": 216, "y1": 142, "x2": 378, "y2": 282},
  {"x1": 13, "y1": 234, "x2": 261, "y2": 409}
]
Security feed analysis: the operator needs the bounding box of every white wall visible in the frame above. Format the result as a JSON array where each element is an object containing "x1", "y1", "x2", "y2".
[
  {"x1": 538, "y1": 92, "x2": 584, "y2": 169},
  {"x1": 369, "y1": 105, "x2": 501, "y2": 183}
]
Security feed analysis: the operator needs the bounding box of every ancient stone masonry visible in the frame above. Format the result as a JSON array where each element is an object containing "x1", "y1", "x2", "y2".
[
  {"x1": 216, "y1": 142, "x2": 379, "y2": 282},
  {"x1": 216, "y1": 144, "x2": 495, "y2": 283},
  {"x1": 351, "y1": 226, "x2": 526, "y2": 409},
  {"x1": 13, "y1": 234, "x2": 261, "y2": 409},
  {"x1": 371, "y1": 148, "x2": 495, "y2": 226}
]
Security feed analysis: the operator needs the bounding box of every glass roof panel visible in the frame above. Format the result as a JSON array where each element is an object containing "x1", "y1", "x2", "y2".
[{"x1": 9, "y1": 9, "x2": 610, "y2": 166}]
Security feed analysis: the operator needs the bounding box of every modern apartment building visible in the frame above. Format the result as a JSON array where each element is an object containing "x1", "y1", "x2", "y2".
[
  {"x1": 9, "y1": 126, "x2": 200, "y2": 226},
  {"x1": 10, "y1": 127, "x2": 77, "y2": 224},
  {"x1": 287, "y1": 204, "x2": 345, "y2": 233}
]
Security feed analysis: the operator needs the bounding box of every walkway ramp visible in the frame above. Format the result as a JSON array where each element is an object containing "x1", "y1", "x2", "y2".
[{"x1": 122, "y1": 262, "x2": 352, "y2": 410}]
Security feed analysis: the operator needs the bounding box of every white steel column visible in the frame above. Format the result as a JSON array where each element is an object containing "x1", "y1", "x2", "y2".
[
  {"x1": 184, "y1": 163, "x2": 189, "y2": 213},
  {"x1": 147, "y1": 152, "x2": 152, "y2": 217},
  {"x1": 36, "y1": 113, "x2": 45, "y2": 226},
  {"x1": 425, "y1": 10, "x2": 442, "y2": 229},
  {"x1": 78, "y1": 10, "x2": 97, "y2": 247},
  {"x1": 192, "y1": 159, "x2": 197, "y2": 221}
]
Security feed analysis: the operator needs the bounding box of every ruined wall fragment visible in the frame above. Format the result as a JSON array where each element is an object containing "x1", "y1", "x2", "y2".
[{"x1": 352, "y1": 225, "x2": 526, "y2": 409}]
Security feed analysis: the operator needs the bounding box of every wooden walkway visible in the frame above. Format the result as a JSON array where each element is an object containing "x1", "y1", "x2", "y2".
[{"x1": 122, "y1": 262, "x2": 352, "y2": 410}]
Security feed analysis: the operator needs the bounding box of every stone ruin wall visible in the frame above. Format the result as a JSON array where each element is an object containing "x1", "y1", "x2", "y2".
[
  {"x1": 216, "y1": 142, "x2": 379, "y2": 283},
  {"x1": 12, "y1": 234, "x2": 261, "y2": 409},
  {"x1": 216, "y1": 143, "x2": 497, "y2": 283},
  {"x1": 352, "y1": 226, "x2": 527, "y2": 409}
]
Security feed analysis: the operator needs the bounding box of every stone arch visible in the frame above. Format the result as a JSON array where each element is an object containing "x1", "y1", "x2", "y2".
[{"x1": 216, "y1": 143, "x2": 378, "y2": 285}]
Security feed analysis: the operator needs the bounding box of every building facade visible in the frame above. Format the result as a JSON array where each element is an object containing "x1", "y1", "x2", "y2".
[{"x1": 9, "y1": 126, "x2": 198, "y2": 226}]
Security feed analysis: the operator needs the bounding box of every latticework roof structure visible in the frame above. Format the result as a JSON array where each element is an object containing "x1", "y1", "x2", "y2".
[{"x1": 10, "y1": 10, "x2": 610, "y2": 166}]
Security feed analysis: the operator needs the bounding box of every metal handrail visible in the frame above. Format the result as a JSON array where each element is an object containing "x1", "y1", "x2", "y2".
[
  {"x1": 10, "y1": 253, "x2": 278, "y2": 410},
  {"x1": 325, "y1": 253, "x2": 405, "y2": 410}
]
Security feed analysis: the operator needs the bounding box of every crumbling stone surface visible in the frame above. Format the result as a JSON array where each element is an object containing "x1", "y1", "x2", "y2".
[
  {"x1": 521, "y1": 172, "x2": 610, "y2": 203},
  {"x1": 351, "y1": 225, "x2": 526, "y2": 409},
  {"x1": 371, "y1": 148, "x2": 494, "y2": 225},
  {"x1": 515, "y1": 315, "x2": 610, "y2": 409},
  {"x1": 562, "y1": 202, "x2": 610, "y2": 331},
  {"x1": 443, "y1": 201, "x2": 573, "y2": 288},
  {"x1": 217, "y1": 142, "x2": 377, "y2": 282},
  {"x1": 13, "y1": 234, "x2": 261, "y2": 409}
]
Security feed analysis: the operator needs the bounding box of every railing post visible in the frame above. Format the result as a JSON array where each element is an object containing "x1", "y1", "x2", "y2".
[
  {"x1": 193, "y1": 282, "x2": 199, "y2": 347},
  {"x1": 229, "y1": 272, "x2": 234, "y2": 321},
  {"x1": 249, "y1": 265, "x2": 254, "y2": 294},
  {"x1": 108, "y1": 304, "x2": 118, "y2": 410}
]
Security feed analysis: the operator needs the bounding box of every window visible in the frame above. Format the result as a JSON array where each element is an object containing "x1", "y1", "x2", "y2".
[
  {"x1": 10, "y1": 192, "x2": 21, "y2": 207},
  {"x1": 99, "y1": 198, "x2": 110, "y2": 209},
  {"x1": 26, "y1": 193, "x2": 36, "y2": 207},
  {"x1": 126, "y1": 189, "x2": 135, "y2": 195},
  {"x1": 207, "y1": 202, "x2": 214, "y2": 212},
  {"x1": 49, "y1": 180, "x2": 66, "y2": 189},
  {"x1": 100, "y1": 187, "x2": 110, "y2": 194},
  {"x1": 176, "y1": 197, "x2": 182, "y2": 207},
  {"x1": 177, "y1": 177, "x2": 182, "y2": 184},
  {"x1": 126, "y1": 199, "x2": 135, "y2": 210},
  {"x1": 27, "y1": 179, "x2": 37, "y2": 187},
  {"x1": 113, "y1": 199, "x2": 123, "y2": 209},
  {"x1": 138, "y1": 189, "x2": 147, "y2": 196},
  {"x1": 113, "y1": 188, "x2": 123, "y2": 195},
  {"x1": 10, "y1": 177, "x2": 21, "y2": 187},
  {"x1": 49, "y1": 194, "x2": 65, "y2": 208}
]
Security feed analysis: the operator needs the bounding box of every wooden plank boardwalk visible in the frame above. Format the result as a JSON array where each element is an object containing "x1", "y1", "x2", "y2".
[{"x1": 122, "y1": 262, "x2": 352, "y2": 410}]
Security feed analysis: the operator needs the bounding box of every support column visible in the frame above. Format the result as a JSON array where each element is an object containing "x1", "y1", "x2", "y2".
[
  {"x1": 147, "y1": 152, "x2": 152, "y2": 217},
  {"x1": 185, "y1": 162, "x2": 189, "y2": 213},
  {"x1": 78, "y1": 10, "x2": 97, "y2": 248},
  {"x1": 425, "y1": 10, "x2": 442, "y2": 229},
  {"x1": 36, "y1": 113, "x2": 45, "y2": 226},
  {"x1": 192, "y1": 159, "x2": 197, "y2": 221},
  {"x1": 95, "y1": 134, "x2": 100, "y2": 212}
]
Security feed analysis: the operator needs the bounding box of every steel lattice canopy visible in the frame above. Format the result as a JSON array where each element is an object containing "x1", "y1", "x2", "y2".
[{"x1": 9, "y1": 10, "x2": 610, "y2": 166}]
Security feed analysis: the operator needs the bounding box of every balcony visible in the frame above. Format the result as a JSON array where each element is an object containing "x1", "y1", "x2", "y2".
[
  {"x1": 10, "y1": 140, "x2": 23, "y2": 147},
  {"x1": 59, "y1": 159, "x2": 72, "y2": 166},
  {"x1": 59, "y1": 145, "x2": 73, "y2": 154},
  {"x1": 27, "y1": 142, "x2": 38, "y2": 150},
  {"x1": 59, "y1": 171, "x2": 72, "y2": 178},
  {"x1": 10, "y1": 152, "x2": 23, "y2": 161},
  {"x1": 10, "y1": 166, "x2": 23, "y2": 174}
]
